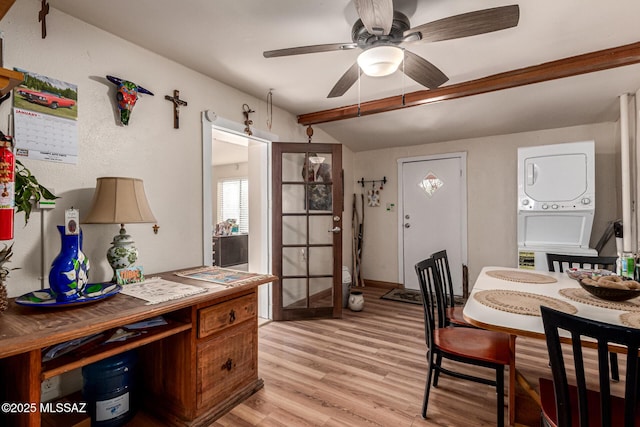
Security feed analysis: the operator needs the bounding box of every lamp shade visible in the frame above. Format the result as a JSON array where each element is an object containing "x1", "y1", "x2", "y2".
[
  {"x1": 357, "y1": 45, "x2": 404, "y2": 77},
  {"x1": 84, "y1": 177, "x2": 156, "y2": 224}
]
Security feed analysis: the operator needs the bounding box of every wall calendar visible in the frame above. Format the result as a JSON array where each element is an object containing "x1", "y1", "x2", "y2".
[
  {"x1": 13, "y1": 108, "x2": 77, "y2": 164},
  {"x1": 12, "y1": 68, "x2": 78, "y2": 164}
]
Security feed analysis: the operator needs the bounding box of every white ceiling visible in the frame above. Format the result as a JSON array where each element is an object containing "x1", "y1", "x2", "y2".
[
  {"x1": 212, "y1": 130, "x2": 249, "y2": 166},
  {"x1": 51, "y1": 0, "x2": 640, "y2": 151}
]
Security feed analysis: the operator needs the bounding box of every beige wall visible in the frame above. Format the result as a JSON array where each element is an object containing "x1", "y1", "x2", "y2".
[
  {"x1": 353, "y1": 122, "x2": 620, "y2": 287},
  {"x1": 3, "y1": 0, "x2": 348, "y2": 297}
]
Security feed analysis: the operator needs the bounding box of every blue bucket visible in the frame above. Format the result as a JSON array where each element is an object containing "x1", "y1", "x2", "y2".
[{"x1": 82, "y1": 351, "x2": 138, "y2": 427}]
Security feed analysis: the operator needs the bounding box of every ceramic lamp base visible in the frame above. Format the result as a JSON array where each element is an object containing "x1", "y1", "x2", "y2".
[{"x1": 106, "y1": 225, "x2": 138, "y2": 281}]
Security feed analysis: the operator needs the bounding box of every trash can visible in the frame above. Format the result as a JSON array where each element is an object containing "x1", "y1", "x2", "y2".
[
  {"x1": 342, "y1": 266, "x2": 352, "y2": 308},
  {"x1": 82, "y1": 350, "x2": 138, "y2": 427}
]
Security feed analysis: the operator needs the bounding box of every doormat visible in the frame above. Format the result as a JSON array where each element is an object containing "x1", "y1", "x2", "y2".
[{"x1": 381, "y1": 288, "x2": 422, "y2": 305}]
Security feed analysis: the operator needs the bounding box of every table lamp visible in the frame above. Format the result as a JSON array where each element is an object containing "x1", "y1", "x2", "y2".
[{"x1": 84, "y1": 177, "x2": 156, "y2": 281}]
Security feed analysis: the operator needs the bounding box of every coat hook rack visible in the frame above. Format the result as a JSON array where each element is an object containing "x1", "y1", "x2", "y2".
[{"x1": 357, "y1": 176, "x2": 387, "y2": 189}]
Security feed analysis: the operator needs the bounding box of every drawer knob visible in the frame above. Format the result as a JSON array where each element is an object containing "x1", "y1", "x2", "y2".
[
  {"x1": 229, "y1": 309, "x2": 236, "y2": 323},
  {"x1": 221, "y1": 358, "x2": 234, "y2": 371}
]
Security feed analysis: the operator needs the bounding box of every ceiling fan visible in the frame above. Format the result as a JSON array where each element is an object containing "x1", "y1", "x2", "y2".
[{"x1": 263, "y1": 0, "x2": 520, "y2": 98}]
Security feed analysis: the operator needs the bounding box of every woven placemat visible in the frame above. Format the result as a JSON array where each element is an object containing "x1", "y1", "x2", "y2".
[
  {"x1": 621, "y1": 312, "x2": 640, "y2": 328},
  {"x1": 486, "y1": 270, "x2": 557, "y2": 284},
  {"x1": 558, "y1": 288, "x2": 640, "y2": 312},
  {"x1": 474, "y1": 289, "x2": 577, "y2": 316}
]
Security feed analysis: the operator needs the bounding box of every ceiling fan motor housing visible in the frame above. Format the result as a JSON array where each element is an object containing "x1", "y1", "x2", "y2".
[{"x1": 351, "y1": 11, "x2": 411, "y2": 47}]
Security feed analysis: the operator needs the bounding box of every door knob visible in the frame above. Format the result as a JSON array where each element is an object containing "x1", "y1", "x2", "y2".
[{"x1": 328, "y1": 227, "x2": 341, "y2": 233}]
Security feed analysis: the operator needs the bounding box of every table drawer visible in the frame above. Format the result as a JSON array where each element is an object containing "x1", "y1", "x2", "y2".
[
  {"x1": 196, "y1": 320, "x2": 257, "y2": 409},
  {"x1": 198, "y1": 292, "x2": 256, "y2": 339}
]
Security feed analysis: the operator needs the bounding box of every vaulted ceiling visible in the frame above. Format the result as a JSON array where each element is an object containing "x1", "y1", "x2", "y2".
[{"x1": 51, "y1": 0, "x2": 640, "y2": 151}]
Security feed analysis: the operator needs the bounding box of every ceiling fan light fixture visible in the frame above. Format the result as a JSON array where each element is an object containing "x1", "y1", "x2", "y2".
[
  {"x1": 309, "y1": 155, "x2": 325, "y2": 164},
  {"x1": 357, "y1": 45, "x2": 404, "y2": 77}
]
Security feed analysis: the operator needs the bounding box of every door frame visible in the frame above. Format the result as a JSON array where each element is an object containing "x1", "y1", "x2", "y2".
[
  {"x1": 396, "y1": 152, "x2": 468, "y2": 287},
  {"x1": 201, "y1": 111, "x2": 277, "y2": 319},
  {"x1": 271, "y1": 142, "x2": 343, "y2": 321}
]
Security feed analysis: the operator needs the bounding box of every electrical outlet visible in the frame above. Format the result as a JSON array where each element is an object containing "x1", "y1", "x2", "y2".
[{"x1": 41, "y1": 376, "x2": 61, "y2": 402}]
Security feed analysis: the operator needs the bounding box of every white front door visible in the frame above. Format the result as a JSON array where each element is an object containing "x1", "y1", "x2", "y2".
[{"x1": 399, "y1": 154, "x2": 467, "y2": 292}]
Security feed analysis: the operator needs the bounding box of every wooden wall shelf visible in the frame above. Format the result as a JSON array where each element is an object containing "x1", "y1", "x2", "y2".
[
  {"x1": 0, "y1": 67, "x2": 23, "y2": 96},
  {"x1": 0, "y1": 0, "x2": 15, "y2": 22}
]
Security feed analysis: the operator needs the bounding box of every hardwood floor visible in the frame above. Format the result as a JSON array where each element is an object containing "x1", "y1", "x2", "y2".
[{"x1": 212, "y1": 286, "x2": 627, "y2": 427}]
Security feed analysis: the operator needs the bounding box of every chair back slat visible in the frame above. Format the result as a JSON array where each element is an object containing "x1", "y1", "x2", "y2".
[
  {"x1": 624, "y1": 347, "x2": 640, "y2": 422},
  {"x1": 545, "y1": 253, "x2": 618, "y2": 273},
  {"x1": 415, "y1": 258, "x2": 447, "y2": 345},
  {"x1": 541, "y1": 306, "x2": 640, "y2": 427},
  {"x1": 431, "y1": 250, "x2": 456, "y2": 310}
]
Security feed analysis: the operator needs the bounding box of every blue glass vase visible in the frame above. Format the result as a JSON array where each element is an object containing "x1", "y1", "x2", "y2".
[{"x1": 49, "y1": 225, "x2": 90, "y2": 302}]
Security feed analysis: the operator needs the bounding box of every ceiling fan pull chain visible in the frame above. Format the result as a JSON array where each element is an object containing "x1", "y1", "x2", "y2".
[
  {"x1": 401, "y1": 51, "x2": 406, "y2": 106},
  {"x1": 266, "y1": 89, "x2": 273, "y2": 131},
  {"x1": 357, "y1": 69, "x2": 361, "y2": 117}
]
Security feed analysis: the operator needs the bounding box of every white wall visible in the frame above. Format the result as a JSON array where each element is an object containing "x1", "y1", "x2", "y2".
[
  {"x1": 3, "y1": 0, "x2": 348, "y2": 297},
  {"x1": 354, "y1": 122, "x2": 620, "y2": 287}
]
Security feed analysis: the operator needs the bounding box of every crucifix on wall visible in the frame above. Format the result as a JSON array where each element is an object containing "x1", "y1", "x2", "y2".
[
  {"x1": 164, "y1": 89, "x2": 188, "y2": 129},
  {"x1": 39, "y1": 0, "x2": 49, "y2": 39}
]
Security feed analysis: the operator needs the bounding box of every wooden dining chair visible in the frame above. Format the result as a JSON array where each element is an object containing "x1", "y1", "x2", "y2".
[
  {"x1": 545, "y1": 253, "x2": 618, "y2": 273},
  {"x1": 539, "y1": 306, "x2": 640, "y2": 427},
  {"x1": 545, "y1": 252, "x2": 620, "y2": 382},
  {"x1": 431, "y1": 250, "x2": 474, "y2": 327},
  {"x1": 415, "y1": 258, "x2": 513, "y2": 427}
]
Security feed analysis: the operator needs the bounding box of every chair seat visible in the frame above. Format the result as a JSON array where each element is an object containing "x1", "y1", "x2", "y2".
[
  {"x1": 435, "y1": 327, "x2": 512, "y2": 365},
  {"x1": 539, "y1": 378, "x2": 640, "y2": 427},
  {"x1": 447, "y1": 306, "x2": 472, "y2": 326}
]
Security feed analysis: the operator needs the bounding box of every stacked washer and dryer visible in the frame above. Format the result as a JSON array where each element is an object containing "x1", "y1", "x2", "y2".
[{"x1": 517, "y1": 140, "x2": 598, "y2": 271}]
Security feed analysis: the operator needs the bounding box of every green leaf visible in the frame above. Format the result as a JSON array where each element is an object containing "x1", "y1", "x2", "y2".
[
  {"x1": 14, "y1": 159, "x2": 58, "y2": 225},
  {"x1": 86, "y1": 284, "x2": 102, "y2": 294}
]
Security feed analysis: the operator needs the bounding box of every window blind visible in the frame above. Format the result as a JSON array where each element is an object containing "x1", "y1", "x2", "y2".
[{"x1": 217, "y1": 178, "x2": 249, "y2": 233}]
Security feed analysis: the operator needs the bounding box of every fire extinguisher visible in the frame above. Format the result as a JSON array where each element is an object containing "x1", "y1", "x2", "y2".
[{"x1": 0, "y1": 133, "x2": 15, "y2": 241}]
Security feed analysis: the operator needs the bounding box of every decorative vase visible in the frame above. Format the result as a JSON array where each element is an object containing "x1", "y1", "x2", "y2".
[
  {"x1": 49, "y1": 225, "x2": 90, "y2": 302},
  {"x1": 348, "y1": 290, "x2": 364, "y2": 312}
]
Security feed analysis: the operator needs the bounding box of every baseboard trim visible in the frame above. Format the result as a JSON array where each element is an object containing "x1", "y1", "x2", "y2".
[{"x1": 362, "y1": 279, "x2": 403, "y2": 289}]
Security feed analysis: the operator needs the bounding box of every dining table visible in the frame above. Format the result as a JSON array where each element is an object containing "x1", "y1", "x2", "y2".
[{"x1": 463, "y1": 266, "x2": 640, "y2": 426}]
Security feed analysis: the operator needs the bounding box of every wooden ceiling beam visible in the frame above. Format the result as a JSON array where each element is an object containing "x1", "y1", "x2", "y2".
[
  {"x1": 0, "y1": 0, "x2": 15, "y2": 21},
  {"x1": 297, "y1": 41, "x2": 640, "y2": 126}
]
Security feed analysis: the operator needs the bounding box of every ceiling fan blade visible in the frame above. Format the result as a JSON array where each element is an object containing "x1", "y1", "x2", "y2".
[
  {"x1": 264, "y1": 42, "x2": 357, "y2": 58},
  {"x1": 327, "y1": 62, "x2": 362, "y2": 98},
  {"x1": 354, "y1": 0, "x2": 394, "y2": 36},
  {"x1": 402, "y1": 50, "x2": 448, "y2": 89},
  {"x1": 404, "y1": 5, "x2": 520, "y2": 42}
]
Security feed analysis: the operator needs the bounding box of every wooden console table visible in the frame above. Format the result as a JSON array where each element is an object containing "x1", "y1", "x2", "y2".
[{"x1": 0, "y1": 267, "x2": 277, "y2": 427}]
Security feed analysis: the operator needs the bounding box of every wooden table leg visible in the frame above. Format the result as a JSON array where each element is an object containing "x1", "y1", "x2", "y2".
[{"x1": 509, "y1": 334, "x2": 517, "y2": 426}]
